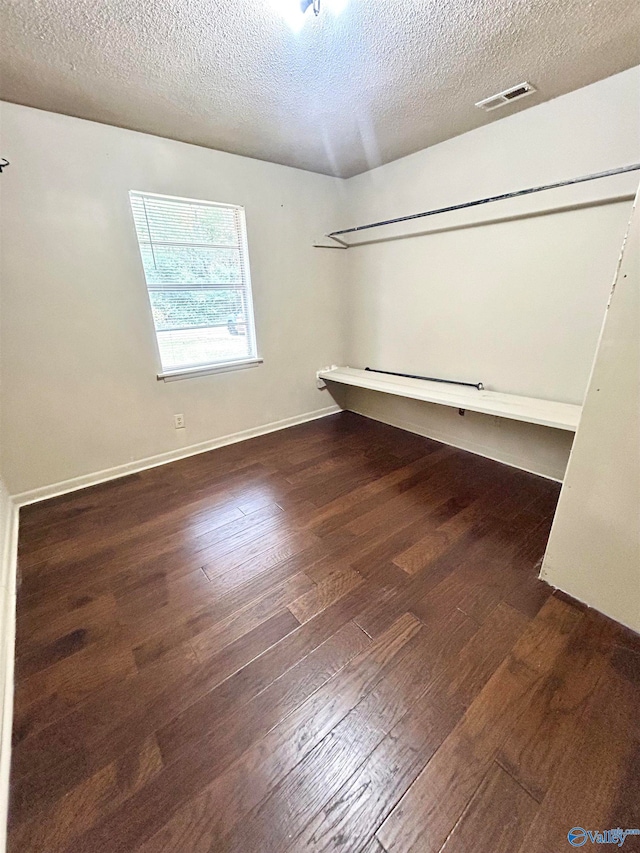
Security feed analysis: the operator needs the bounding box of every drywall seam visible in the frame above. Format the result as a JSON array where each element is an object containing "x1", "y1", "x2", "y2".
[{"x1": 12, "y1": 405, "x2": 341, "y2": 506}]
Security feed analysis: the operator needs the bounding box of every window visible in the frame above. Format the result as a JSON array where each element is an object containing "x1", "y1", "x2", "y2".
[{"x1": 130, "y1": 191, "x2": 259, "y2": 378}]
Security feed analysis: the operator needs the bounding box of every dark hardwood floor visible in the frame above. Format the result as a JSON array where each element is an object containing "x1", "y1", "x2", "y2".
[{"x1": 9, "y1": 412, "x2": 640, "y2": 852}]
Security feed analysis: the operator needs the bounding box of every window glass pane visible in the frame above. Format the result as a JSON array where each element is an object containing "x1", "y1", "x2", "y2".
[
  {"x1": 156, "y1": 326, "x2": 251, "y2": 370},
  {"x1": 149, "y1": 290, "x2": 246, "y2": 331},
  {"x1": 130, "y1": 191, "x2": 257, "y2": 373},
  {"x1": 139, "y1": 245, "x2": 242, "y2": 287},
  {"x1": 131, "y1": 196, "x2": 239, "y2": 246}
]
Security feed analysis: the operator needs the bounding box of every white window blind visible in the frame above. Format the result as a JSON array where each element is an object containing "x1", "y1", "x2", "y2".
[{"x1": 129, "y1": 191, "x2": 258, "y2": 376}]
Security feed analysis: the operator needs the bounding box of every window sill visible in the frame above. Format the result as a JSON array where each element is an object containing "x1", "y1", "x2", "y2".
[{"x1": 158, "y1": 357, "x2": 263, "y2": 382}]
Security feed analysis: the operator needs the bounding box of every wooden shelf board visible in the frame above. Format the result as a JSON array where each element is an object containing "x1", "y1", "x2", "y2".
[{"x1": 318, "y1": 367, "x2": 581, "y2": 432}]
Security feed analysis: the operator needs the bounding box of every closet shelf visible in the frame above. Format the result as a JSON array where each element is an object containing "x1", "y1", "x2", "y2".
[{"x1": 317, "y1": 366, "x2": 581, "y2": 432}]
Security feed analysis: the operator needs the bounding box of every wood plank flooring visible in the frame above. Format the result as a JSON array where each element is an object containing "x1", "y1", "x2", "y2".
[{"x1": 10, "y1": 412, "x2": 640, "y2": 853}]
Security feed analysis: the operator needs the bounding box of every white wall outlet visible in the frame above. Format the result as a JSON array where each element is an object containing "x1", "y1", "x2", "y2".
[{"x1": 174, "y1": 413, "x2": 185, "y2": 429}]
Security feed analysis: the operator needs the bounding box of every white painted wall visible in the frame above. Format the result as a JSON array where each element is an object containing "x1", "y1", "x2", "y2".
[
  {"x1": 541, "y1": 192, "x2": 640, "y2": 633},
  {"x1": 339, "y1": 67, "x2": 640, "y2": 480},
  {"x1": 0, "y1": 104, "x2": 345, "y2": 499}
]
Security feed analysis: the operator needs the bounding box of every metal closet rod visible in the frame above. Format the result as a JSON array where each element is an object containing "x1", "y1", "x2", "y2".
[
  {"x1": 365, "y1": 366, "x2": 483, "y2": 390},
  {"x1": 327, "y1": 162, "x2": 640, "y2": 239}
]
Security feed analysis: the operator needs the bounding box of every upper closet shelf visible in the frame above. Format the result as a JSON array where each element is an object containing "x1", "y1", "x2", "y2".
[{"x1": 317, "y1": 366, "x2": 581, "y2": 432}]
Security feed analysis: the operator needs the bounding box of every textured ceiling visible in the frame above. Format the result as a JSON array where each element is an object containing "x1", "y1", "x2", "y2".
[{"x1": 1, "y1": 0, "x2": 639, "y2": 177}]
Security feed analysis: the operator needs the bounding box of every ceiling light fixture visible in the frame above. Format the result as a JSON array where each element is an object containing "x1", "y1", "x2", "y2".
[
  {"x1": 300, "y1": 0, "x2": 321, "y2": 15},
  {"x1": 271, "y1": 0, "x2": 346, "y2": 30}
]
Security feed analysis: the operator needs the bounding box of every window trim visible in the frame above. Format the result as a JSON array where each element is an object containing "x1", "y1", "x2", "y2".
[
  {"x1": 130, "y1": 190, "x2": 261, "y2": 379},
  {"x1": 158, "y1": 356, "x2": 264, "y2": 382}
]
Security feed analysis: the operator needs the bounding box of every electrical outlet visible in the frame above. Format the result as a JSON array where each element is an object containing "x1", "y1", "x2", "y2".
[{"x1": 174, "y1": 414, "x2": 185, "y2": 429}]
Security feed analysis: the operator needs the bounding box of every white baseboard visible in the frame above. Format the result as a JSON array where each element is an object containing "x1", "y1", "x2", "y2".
[
  {"x1": 12, "y1": 405, "x2": 342, "y2": 507},
  {"x1": 0, "y1": 493, "x2": 18, "y2": 853},
  {"x1": 347, "y1": 403, "x2": 563, "y2": 482}
]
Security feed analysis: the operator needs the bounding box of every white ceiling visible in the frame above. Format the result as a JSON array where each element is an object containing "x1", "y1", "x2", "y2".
[{"x1": 1, "y1": 0, "x2": 639, "y2": 178}]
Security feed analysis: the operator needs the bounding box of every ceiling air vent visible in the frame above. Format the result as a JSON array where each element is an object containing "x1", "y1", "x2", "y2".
[{"x1": 475, "y1": 82, "x2": 536, "y2": 112}]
